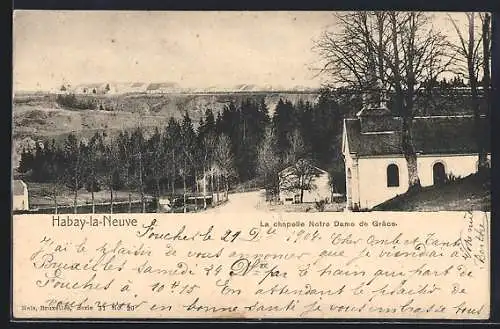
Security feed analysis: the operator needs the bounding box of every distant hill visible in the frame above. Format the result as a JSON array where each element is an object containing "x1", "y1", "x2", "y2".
[
  {"x1": 12, "y1": 91, "x2": 320, "y2": 140},
  {"x1": 45, "y1": 81, "x2": 318, "y2": 95},
  {"x1": 11, "y1": 90, "x2": 320, "y2": 170}
]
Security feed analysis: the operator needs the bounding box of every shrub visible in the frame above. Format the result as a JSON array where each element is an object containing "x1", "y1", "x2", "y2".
[
  {"x1": 56, "y1": 93, "x2": 98, "y2": 110},
  {"x1": 314, "y1": 198, "x2": 327, "y2": 212},
  {"x1": 445, "y1": 173, "x2": 461, "y2": 183}
]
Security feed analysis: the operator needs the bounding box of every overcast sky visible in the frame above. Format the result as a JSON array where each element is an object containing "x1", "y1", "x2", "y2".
[{"x1": 13, "y1": 11, "x2": 468, "y2": 91}]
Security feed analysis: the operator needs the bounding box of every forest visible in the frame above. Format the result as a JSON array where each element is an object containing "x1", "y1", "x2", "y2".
[{"x1": 17, "y1": 88, "x2": 351, "y2": 213}]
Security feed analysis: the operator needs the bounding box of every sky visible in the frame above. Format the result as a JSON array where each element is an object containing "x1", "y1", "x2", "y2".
[{"x1": 13, "y1": 11, "x2": 469, "y2": 92}]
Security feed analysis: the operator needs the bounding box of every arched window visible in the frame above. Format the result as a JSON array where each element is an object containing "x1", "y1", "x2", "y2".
[
  {"x1": 387, "y1": 164, "x2": 399, "y2": 187},
  {"x1": 433, "y1": 162, "x2": 446, "y2": 185}
]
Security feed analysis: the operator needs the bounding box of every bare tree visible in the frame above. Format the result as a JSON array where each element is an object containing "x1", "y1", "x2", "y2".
[
  {"x1": 279, "y1": 158, "x2": 317, "y2": 203},
  {"x1": 164, "y1": 117, "x2": 182, "y2": 210},
  {"x1": 284, "y1": 128, "x2": 306, "y2": 166},
  {"x1": 481, "y1": 13, "x2": 491, "y2": 119},
  {"x1": 480, "y1": 12, "x2": 491, "y2": 171},
  {"x1": 200, "y1": 131, "x2": 217, "y2": 209},
  {"x1": 449, "y1": 13, "x2": 490, "y2": 171},
  {"x1": 257, "y1": 128, "x2": 281, "y2": 199},
  {"x1": 130, "y1": 128, "x2": 147, "y2": 213},
  {"x1": 117, "y1": 131, "x2": 134, "y2": 213},
  {"x1": 62, "y1": 134, "x2": 83, "y2": 214},
  {"x1": 103, "y1": 141, "x2": 120, "y2": 214},
  {"x1": 81, "y1": 133, "x2": 106, "y2": 214},
  {"x1": 147, "y1": 128, "x2": 166, "y2": 212},
  {"x1": 313, "y1": 12, "x2": 454, "y2": 189},
  {"x1": 213, "y1": 134, "x2": 236, "y2": 201}
]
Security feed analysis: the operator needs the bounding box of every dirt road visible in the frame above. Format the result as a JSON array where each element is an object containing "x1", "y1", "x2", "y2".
[{"x1": 205, "y1": 190, "x2": 267, "y2": 214}]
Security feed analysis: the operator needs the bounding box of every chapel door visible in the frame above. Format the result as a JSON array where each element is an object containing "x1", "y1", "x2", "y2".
[{"x1": 433, "y1": 162, "x2": 446, "y2": 185}]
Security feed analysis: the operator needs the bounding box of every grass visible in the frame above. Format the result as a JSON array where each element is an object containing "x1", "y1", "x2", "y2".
[
  {"x1": 22, "y1": 181, "x2": 224, "y2": 214},
  {"x1": 373, "y1": 171, "x2": 490, "y2": 212},
  {"x1": 25, "y1": 182, "x2": 148, "y2": 208}
]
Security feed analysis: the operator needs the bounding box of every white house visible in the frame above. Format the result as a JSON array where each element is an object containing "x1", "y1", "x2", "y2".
[
  {"x1": 342, "y1": 106, "x2": 490, "y2": 210},
  {"x1": 73, "y1": 83, "x2": 108, "y2": 94},
  {"x1": 13, "y1": 180, "x2": 29, "y2": 211},
  {"x1": 279, "y1": 164, "x2": 331, "y2": 204},
  {"x1": 107, "y1": 82, "x2": 148, "y2": 94}
]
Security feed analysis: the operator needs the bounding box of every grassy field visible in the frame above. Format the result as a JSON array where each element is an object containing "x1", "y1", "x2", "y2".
[
  {"x1": 373, "y1": 171, "x2": 490, "y2": 211},
  {"x1": 24, "y1": 181, "x2": 223, "y2": 214},
  {"x1": 26, "y1": 182, "x2": 148, "y2": 208}
]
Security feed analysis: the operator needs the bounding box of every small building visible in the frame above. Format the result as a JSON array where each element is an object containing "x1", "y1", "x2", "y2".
[
  {"x1": 342, "y1": 106, "x2": 491, "y2": 210},
  {"x1": 278, "y1": 164, "x2": 331, "y2": 204},
  {"x1": 106, "y1": 82, "x2": 148, "y2": 94},
  {"x1": 146, "y1": 82, "x2": 180, "y2": 94},
  {"x1": 12, "y1": 180, "x2": 29, "y2": 211},
  {"x1": 73, "y1": 83, "x2": 107, "y2": 94},
  {"x1": 157, "y1": 197, "x2": 172, "y2": 212}
]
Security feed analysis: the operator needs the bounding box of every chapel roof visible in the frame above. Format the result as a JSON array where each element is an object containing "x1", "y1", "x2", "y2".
[
  {"x1": 344, "y1": 115, "x2": 490, "y2": 156},
  {"x1": 356, "y1": 106, "x2": 392, "y2": 117},
  {"x1": 279, "y1": 164, "x2": 327, "y2": 176}
]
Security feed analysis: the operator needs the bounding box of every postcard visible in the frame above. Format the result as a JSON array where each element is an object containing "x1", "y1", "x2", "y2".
[{"x1": 11, "y1": 10, "x2": 492, "y2": 320}]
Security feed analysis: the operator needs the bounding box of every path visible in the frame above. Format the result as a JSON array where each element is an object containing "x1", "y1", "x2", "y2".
[{"x1": 204, "y1": 190, "x2": 268, "y2": 214}]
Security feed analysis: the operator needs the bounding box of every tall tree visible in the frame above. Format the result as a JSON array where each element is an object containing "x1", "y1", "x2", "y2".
[
  {"x1": 180, "y1": 112, "x2": 197, "y2": 212},
  {"x1": 480, "y1": 12, "x2": 491, "y2": 170},
  {"x1": 82, "y1": 132, "x2": 107, "y2": 213},
  {"x1": 449, "y1": 13, "x2": 490, "y2": 171},
  {"x1": 102, "y1": 137, "x2": 121, "y2": 214},
  {"x1": 198, "y1": 129, "x2": 217, "y2": 209},
  {"x1": 47, "y1": 141, "x2": 65, "y2": 214},
  {"x1": 130, "y1": 127, "x2": 147, "y2": 213},
  {"x1": 314, "y1": 12, "x2": 454, "y2": 189},
  {"x1": 62, "y1": 133, "x2": 84, "y2": 214},
  {"x1": 116, "y1": 131, "x2": 135, "y2": 212},
  {"x1": 164, "y1": 117, "x2": 182, "y2": 201},
  {"x1": 272, "y1": 99, "x2": 299, "y2": 161},
  {"x1": 146, "y1": 127, "x2": 166, "y2": 212},
  {"x1": 256, "y1": 128, "x2": 281, "y2": 199},
  {"x1": 284, "y1": 128, "x2": 306, "y2": 166},
  {"x1": 213, "y1": 133, "x2": 237, "y2": 200}
]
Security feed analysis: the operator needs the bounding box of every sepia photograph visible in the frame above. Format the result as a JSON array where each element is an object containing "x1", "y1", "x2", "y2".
[
  {"x1": 12, "y1": 11, "x2": 491, "y2": 215},
  {"x1": 11, "y1": 10, "x2": 492, "y2": 320}
]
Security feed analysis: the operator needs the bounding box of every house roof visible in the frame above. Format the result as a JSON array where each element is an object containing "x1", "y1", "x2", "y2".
[
  {"x1": 356, "y1": 106, "x2": 392, "y2": 117},
  {"x1": 279, "y1": 165, "x2": 327, "y2": 176},
  {"x1": 344, "y1": 115, "x2": 490, "y2": 156},
  {"x1": 147, "y1": 82, "x2": 178, "y2": 90},
  {"x1": 75, "y1": 83, "x2": 104, "y2": 89},
  {"x1": 13, "y1": 180, "x2": 26, "y2": 195}
]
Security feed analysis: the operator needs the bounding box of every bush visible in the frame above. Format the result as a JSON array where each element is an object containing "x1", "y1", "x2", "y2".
[
  {"x1": 85, "y1": 180, "x2": 101, "y2": 192},
  {"x1": 314, "y1": 198, "x2": 327, "y2": 212},
  {"x1": 445, "y1": 173, "x2": 461, "y2": 183},
  {"x1": 56, "y1": 93, "x2": 98, "y2": 110}
]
